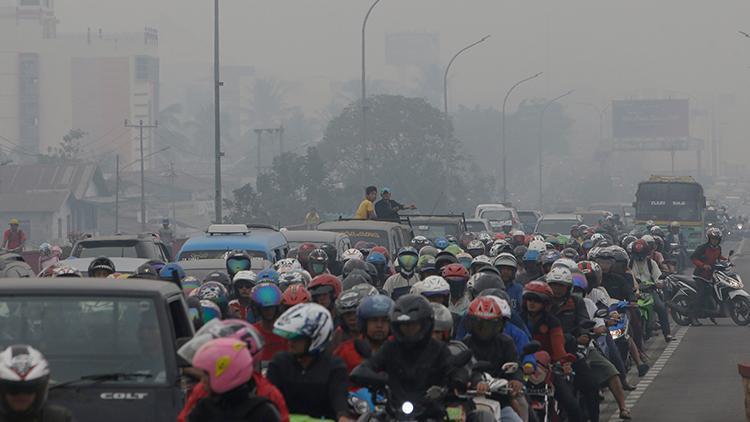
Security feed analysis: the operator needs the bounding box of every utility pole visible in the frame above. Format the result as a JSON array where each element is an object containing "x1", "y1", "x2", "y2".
[
  {"x1": 361, "y1": 0, "x2": 381, "y2": 178},
  {"x1": 125, "y1": 119, "x2": 158, "y2": 232},
  {"x1": 115, "y1": 154, "x2": 119, "y2": 233},
  {"x1": 213, "y1": 0, "x2": 223, "y2": 224},
  {"x1": 168, "y1": 162, "x2": 176, "y2": 224}
]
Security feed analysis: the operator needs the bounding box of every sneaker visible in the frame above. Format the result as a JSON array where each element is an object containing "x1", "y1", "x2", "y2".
[{"x1": 638, "y1": 363, "x2": 650, "y2": 377}]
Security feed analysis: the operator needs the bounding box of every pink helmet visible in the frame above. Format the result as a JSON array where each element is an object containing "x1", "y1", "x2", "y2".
[{"x1": 192, "y1": 338, "x2": 253, "y2": 394}]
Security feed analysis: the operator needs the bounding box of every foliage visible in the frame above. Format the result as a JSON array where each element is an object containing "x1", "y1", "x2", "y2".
[
  {"x1": 223, "y1": 183, "x2": 263, "y2": 224},
  {"x1": 39, "y1": 129, "x2": 86, "y2": 163}
]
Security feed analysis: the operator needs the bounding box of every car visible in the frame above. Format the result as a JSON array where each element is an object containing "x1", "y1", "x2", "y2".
[
  {"x1": 474, "y1": 204, "x2": 521, "y2": 232},
  {"x1": 402, "y1": 214, "x2": 467, "y2": 241},
  {"x1": 0, "y1": 277, "x2": 193, "y2": 422},
  {"x1": 281, "y1": 230, "x2": 352, "y2": 258},
  {"x1": 176, "y1": 224, "x2": 289, "y2": 270},
  {"x1": 534, "y1": 213, "x2": 584, "y2": 236},
  {"x1": 517, "y1": 210, "x2": 542, "y2": 233},
  {"x1": 70, "y1": 233, "x2": 171, "y2": 262},
  {"x1": 464, "y1": 218, "x2": 493, "y2": 233},
  {"x1": 577, "y1": 210, "x2": 613, "y2": 227},
  {"x1": 317, "y1": 219, "x2": 413, "y2": 258},
  {"x1": 179, "y1": 258, "x2": 232, "y2": 281},
  {"x1": 64, "y1": 257, "x2": 152, "y2": 276}
]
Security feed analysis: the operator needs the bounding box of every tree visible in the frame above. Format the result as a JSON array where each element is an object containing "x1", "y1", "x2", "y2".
[
  {"x1": 39, "y1": 129, "x2": 86, "y2": 163},
  {"x1": 318, "y1": 94, "x2": 477, "y2": 213},
  {"x1": 223, "y1": 183, "x2": 263, "y2": 224}
]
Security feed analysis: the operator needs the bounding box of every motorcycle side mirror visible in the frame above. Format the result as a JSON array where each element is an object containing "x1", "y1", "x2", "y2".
[
  {"x1": 501, "y1": 362, "x2": 519, "y2": 374},
  {"x1": 350, "y1": 365, "x2": 388, "y2": 388},
  {"x1": 522, "y1": 340, "x2": 542, "y2": 356},
  {"x1": 594, "y1": 308, "x2": 610, "y2": 319},
  {"x1": 451, "y1": 349, "x2": 474, "y2": 368},
  {"x1": 730, "y1": 250, "x2": 735, "y2": 257}
]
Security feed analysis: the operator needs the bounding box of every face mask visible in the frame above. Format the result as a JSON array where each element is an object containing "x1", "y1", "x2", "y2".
[
  {"x1": 398, "y1": 254, "x2": 418, "y2": 273},
  {"x1": 447, "y1": 279, "x2": 466, "y2": 299}
]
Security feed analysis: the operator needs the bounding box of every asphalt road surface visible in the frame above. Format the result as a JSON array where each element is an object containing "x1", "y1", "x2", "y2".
[{"x1": 602, "y1": 240, "x2": 749, "y2": 422}]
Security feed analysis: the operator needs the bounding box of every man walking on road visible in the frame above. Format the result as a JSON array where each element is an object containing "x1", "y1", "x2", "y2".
[
  {"x1": 374, "y1": 187, "x2": 415, "y2": 221},
  {"x1": 354, "y1": 186, "x2": 378, "y2": 220}
]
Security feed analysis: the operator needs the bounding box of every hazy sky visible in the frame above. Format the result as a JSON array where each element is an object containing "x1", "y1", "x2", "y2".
[{"x1": 55, "y1": 0, "x2": 750, "y2": 162}]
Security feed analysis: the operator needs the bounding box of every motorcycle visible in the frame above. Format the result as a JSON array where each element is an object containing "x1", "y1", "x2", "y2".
[
  {"x1": 664, "y1": 242, "x2": 683, "y2": 274},
  {"x1": 596, "y1": 301, "x2": 632, "y2": 370},
  {"x1": 637, "y1": 286, "x2": 656, "y2": 340},
  {"x1": 665, "y1": 251, "x2": 750, "y2": 326}
]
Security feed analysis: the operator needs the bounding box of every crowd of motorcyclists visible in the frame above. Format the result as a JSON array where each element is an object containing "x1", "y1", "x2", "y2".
[{"x1": 0, "y1": 207, "x2": 746, "y2": 422}]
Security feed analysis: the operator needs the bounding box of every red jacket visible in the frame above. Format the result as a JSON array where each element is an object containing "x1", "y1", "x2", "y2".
[
  {"x1": 254, "y1": 321, "x2": 289, "y2": 364},
  {"x1": 523, "y1": 311, "x2": 568, "y2": 362},
  {"x1": 333, "y1": 338, "x2": 364, "y2": 374},
  {"x1": 691, "y1": 243, "x2": 725, "y2": 279},
  {"x1": 177, "y1": 372, "x2": 289, "y2": 422}
]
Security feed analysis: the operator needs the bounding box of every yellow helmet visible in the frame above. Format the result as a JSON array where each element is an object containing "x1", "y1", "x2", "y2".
[{"x1": 9, "y1": 219, "x2": 19, "y2": 225}]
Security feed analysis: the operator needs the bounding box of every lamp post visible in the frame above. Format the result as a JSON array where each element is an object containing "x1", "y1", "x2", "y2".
[
  {"x1": 537, "y1": 90, "x2": 574, "y2": 210},
  {"x1": 443, "y1": 35, "x2": 491, "y2": 123},
  {"x1": 361, "y1": 0, "x2": 382, "y2": 173},
  {"x1": 500, "y1": 72, "x2": 542, "y2": 202}
]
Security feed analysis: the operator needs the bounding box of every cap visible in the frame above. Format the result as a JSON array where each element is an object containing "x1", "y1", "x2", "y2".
[
  {"x1": 382, "y1": 187, "x2": 391, "y2": 194},
  {"x1": 9, "y1": 219, "x2": 19, "y2": 225}
]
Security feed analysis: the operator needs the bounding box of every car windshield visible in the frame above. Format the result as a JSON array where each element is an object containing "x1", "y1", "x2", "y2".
[
  {"x1": 0, "y1": 295, "x2": 167, "y2": 385},
  {"x1": 536, "y1": 219, "x2": 578, "y2": 235},
  {"x1": 73, "y1": 240, "x2": 162, "y2": 260},
  {"x1": 287, "y1": 241, "x2": 326, "y2": 249},
  {"x1": 465, "y1": 221, "x2": 488, "y2": 232},
  {"x1": 411, "y1": 222, "x2": 461, "y2": 240},
  {"x1": 179, "y1": 249, "x2": 267, "y2": 261},
  {"x1": 324, "y1": 229, "x2": 388, "y2": 248},
  {"x1": 479, "y1": 210, "x2": 513, "y2": 222}
]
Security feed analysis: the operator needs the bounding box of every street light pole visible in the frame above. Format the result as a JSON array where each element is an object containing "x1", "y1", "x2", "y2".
[
  {"x1": 361, "y1": 0, "x2": 381, "y2": 174},
  {"x1": 443, "y1": 35, "x2": 490, "y2": 123},
  {"x1": 500, "y1": 72, "x2": 542, "y2": 202},
  {"x1": 213, "y1": 0, "x2": 223, "y2": 224},
  {"x1": 537, "y1": 90, "x2": 574, "y2": 210}
]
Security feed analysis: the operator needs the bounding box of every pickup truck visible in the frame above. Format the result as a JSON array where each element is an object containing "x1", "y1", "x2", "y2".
[{"x1": 0, "y1": 278, "x2": 194, "y2": 421}]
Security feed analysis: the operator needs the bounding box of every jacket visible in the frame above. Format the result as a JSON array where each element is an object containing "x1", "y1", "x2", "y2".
[
  {"x1": 522, "y1": 311, "x2": 567, "y2": 362},
  {"x1": 550, "y1": 295, "x2": 590, "y2": 335},
  {"x1": 187, "y1": 383, "x2": 281, "y2": 422},
  {"x1": 691, "y1": 243, "x2": 725, "y2": 279}
]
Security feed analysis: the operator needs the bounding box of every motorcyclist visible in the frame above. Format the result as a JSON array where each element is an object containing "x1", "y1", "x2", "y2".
[
  {"x1": 38, "y1": 243, "x2": 58, "y2": 271},
  {"x1": 329, "y1": 285, "x2": 377, "y2": 352},
  {"x1": 689, "y1": 227, "x2": 727, "y2": 326},
  {"x1": 382, "y1": 247, "x2": 420, "y2": 300},
  {"x1": 308, "y1": 274, "x2": 343, "y2": 313},
  {"x1": 334, "y1": 293, "x2": 393, "y2": 373},
  {"x1": 308, "y1": 249, "x2": 330, "y2": 278},
  {"x1": 225, "y1": 250, "x2": 253, "y2": 281},
  {"x1": 494, "y1": 253, "x2": 523, "y2": 314},
  {"x1": 250, "y1": 283, "x2": 288, "y2": 364},
  {"x1": 358, "y1": 294, "x2": 459, "y2": 420},
  {"x1": 516, "y1": 248, "x2": 543, "y2": 284},
  {"x1": 629, "y1": 239, "x2": 672, "y2": 342},
  {"x1": 365, "y1": 251, "x2": 388, "y2": 287},
  {"x1": 87, "y1": 256, "x2": 115, "y2": 278},
  {"x1": 1, "y1": 219, "x2": 26, "y2": 252},
  {"x1": 228, "y1": 270, "x2": 258, "y2": 322},
  {"x1": 0, "y1": 345, "x2": 74, "y2": 422},
  {"x1": 280, "y1": 284, "x2": 312, "y2": 312},
  {"x1": 268, "y1": 303, "x2": 351, "y2": 421},
  {"x1": 665, "y1": 221, "x2": 688, "y2": 271},
  {"x1": 441, "y1": 263, "x2": 471, "y2": 316}
]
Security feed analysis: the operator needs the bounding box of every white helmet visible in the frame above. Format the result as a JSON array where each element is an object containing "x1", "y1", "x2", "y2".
[
  {"x1": 431, "y1": 302, "x2": 454, "y2": 336},
  {"x1": 641, "y1": 234, "x2": 655, "y2": 246},
  {"x1": 232, "y1": 270, "x2": 257, "y2": 284},
  {"x1": 590, "y1": 233, "x2": 605, "y2": 243},
  {"x1": 528, "y1": 239, "x2": 547, "y2": 253},
  {"x1": 274, "y1": 258, "x2": 302, "y2": 274},
  {"x1": 488, "y1": 296, "x2": 512, "y2": 320},
  {"x1": 551, "y1": 258, "x2": 577, "y2": 271},
  {"x1": 493, "y1": 252, "x2": 518, "y2": 270},
  {"x1": 341, "y1": 248, "x2": 364, "y2": 262},
  {"x1": 0, "y1": 344, "x2": 50, "y2": 415},
  {"x1": 273, "y1": 303, "x2": 334, "y2": 355},
  {"x1": 410, "y1": 276, "x2": 450, "y2": 297},
  {"x1": 545, "y1": 266, "x2": 573, "y2": 287}
]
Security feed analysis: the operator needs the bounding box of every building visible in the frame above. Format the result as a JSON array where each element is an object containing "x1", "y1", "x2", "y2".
[
  {"x1": 0, "y1": 0, "x2": 159, "y2": 168},
  {"x1": 0, "y1": 162, "x2": 110, "y2": 245}
]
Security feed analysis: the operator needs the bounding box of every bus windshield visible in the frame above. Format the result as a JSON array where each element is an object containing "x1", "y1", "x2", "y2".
[{"x1": 636, "y1": 183, "x2": 703, "y2": 221}]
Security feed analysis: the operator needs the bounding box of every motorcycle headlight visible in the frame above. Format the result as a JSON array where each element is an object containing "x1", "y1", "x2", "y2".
[
  {"x1": 737, "y1": 224, "x2": 744, "y2": 230},
  {"x1": 611, "y1": 328, "x2": 625, "y2": 339},
  {"x1": 348, "y1": 396, "x2": 370, "y2": 416},
  {"x1": 401, "y1": 401, "x2": 414, "y2": 415}
]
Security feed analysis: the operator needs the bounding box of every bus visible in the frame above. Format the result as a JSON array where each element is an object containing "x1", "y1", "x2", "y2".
[{"x1": 633, "y1": 175, "x2": 706, "y2": 252}]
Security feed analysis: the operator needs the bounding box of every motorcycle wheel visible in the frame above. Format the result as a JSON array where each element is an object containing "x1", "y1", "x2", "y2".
[
  {"x1": 669, "y1": 293, "x2": 693, "y2": 326},
  {"x1": 729, "y1": 296, "x2": 750, "y2": 326}
]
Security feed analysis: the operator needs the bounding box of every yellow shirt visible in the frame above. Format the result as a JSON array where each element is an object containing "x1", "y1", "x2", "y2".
[{"x1": 354, "y1": 199, "x2": 375, "y2": 220}]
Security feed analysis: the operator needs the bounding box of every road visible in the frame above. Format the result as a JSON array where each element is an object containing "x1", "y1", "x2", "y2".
[{"x1": 602, "y1": 240, "x2": 749, "y2": 422}]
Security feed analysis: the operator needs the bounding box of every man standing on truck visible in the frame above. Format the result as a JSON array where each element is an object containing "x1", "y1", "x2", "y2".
[
  {"x1": 354, "y1": 186, "x2": 378, "y2": 220},
  {"x1": 374, "y1": 187, "x2": 415, "y2": 221},
  {"x1": 1, "y1": 219, "x2": 26, "y2": 252}
]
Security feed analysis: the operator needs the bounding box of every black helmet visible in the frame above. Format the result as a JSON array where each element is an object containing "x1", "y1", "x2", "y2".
[
  {"x1": 478, "y1": 288, "x2": 511, "y2": 302},
  {"x1": 390, "y1": 294, "x2": 434, "y2": 346},
  {"x1": 342, "y1": 259, "x2": 367, "y2": 279},
  {"x1": 434, "y1": 251, "x2": 458, "y2": 271},
  {"x1": 203, "y1": 271, "x2": 232, "y2": 292},
  {"x1": 225, "y1": 249, "x2": 252, "y2": 278},
  {"x1": 88, "y1": 256, "x2": 115, "y2": 277},
  {"x1": 470, "y1": 272, "x2": 504, "y2": 298},
  {"x1": 342, "y1": 271, "x2": 372, "y2": 291},
  {"x1": 320, "y1": 243, "x2": 337, "y2": 262},
  {"x1": 134, "y1": 263, "x2": 159, "y2": 279},
  {"x1": 308, "y1": 249, "x2": 329, "y2": 277},
  {"x1": 363, "y1": 262, "x2": 379, "y2": 284}
]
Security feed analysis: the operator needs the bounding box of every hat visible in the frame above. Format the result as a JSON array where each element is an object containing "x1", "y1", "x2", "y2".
[
  {"x1": 381, "y1": 187, "x2": 391, "y2": 194},
  {"x1": 9, "y1": 219, "x2": 19, "y2": 225}
]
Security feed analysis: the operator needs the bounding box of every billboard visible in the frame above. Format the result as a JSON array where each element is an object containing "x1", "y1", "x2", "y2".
[
  {"x1": 385, "y1": 32, "x2": 440, "y2": 67},
  {"x1": 612, "y1": 99, "x2": 689, "y2": 139}
]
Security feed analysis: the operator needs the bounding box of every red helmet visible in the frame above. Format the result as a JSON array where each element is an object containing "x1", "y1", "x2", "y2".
[
  {"x1": 467, "y1": 296, "x2": 506, "y2": 320},
  {"x1": 281, "y1": 284, "x2": 312, "y2": 306},
  {"x1": 441, "y1": 263, "x2": 469, "y2": 282},
  {"x1": 371, "y1": 246, "x2": 389, "y2": 260},
  {"x1": 308, "y1": 274, "x2": 342, "y2": 299},
  {"x1": 523, "y1": 281, "x2": 553, "y2": 303},
  {"x1": 297, "y1": 243, "x2": 318, "y2": 265},
  {"x1": 632, "y1": 239, "x2": 649, "y2": 257}
]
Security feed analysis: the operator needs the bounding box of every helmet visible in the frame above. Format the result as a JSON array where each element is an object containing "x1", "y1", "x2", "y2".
[
  {"x1": 670, "y1": 221, "x2": 681, "y2": 229},
  {"x1": 470, "y1": 255, "x2": 492, "y2": 273},
  {"x1": 133, "y1": 262, "x2": 158, "y2": 279},
  {"x1": 278, "y1": 270, "x2": 306, "y2": 291},
  {"x1": 411, "y1": 235, "x2": 431, "y2": 249},
  {"x1": 434, "y1": 251, "x2": 458, "y2": 271},
  {"x1": 561, "y1": 247, "x2": 578, "y2": 260},
  {"x1": 641, "y1": 234, "x2": 655, "y2": 247},
  {"x1": 273, "y1": 303, "x2": 334, "y2": 355},
  {"x1": 182, "y1": 276, "x2": 201, "y2": 295},
  {"x1": 225, "y1": 250, "x2": 252, "y2": 277},
  {"x1": 396, "y1": 247, "x2": 419, "y2": 275},
  {"x1": 342, "y1": 259, "x2": 367, "y2": 279},
  {"x1": 540, "y1": 250, "x2": 561, "y2": 266},
  {"x1": 320, "y1": 243, "x2": 338, "y2": 263},
  {"x1": 232, "y1": 270, "x2": 258, "y2": 289},
  {"x1": 297, "y1": 243, "x2": 318, "y2": 267},
  {"x1": 159, "y1": 262, "x2": 186, "y2": 281},
  {"x1": 256, "y1": 268, "x2": 280, "y2": 285},
  {"x1": 308, "y1": 274, "x2": 343, "y2": 301},
  {"x1": 177, "y1": 318, "x2": 265, "y2": 363},
  {"x1": 357, "y1": 294, "x2": 394, "y2": 329},
  {"x1": 493, "y1": 252, "x2": 518, "y2": 270},
  {"x1": 610, "y1": 246, "x2": 630, "y2": 265},
  {"x1": 341, "y1": 248, "x2": 364, "y2": 262},
  {"x1": 8, "y1": 219, "x2": 19, "y2": 225},
  {"x1": 441, "y1": 263, "x2": 469, "y2": 282},
  {"x1": 39, "y1": 243, "x2": 51, "y2": 255},
  {"x1": 0, "y1": 344, "x2": 50, "y2": 417},
  {"x1": 434, "y1": 237, "x2": 449, "y2": 250},
  {"x1": 469, "y1": 272, "x2": 504, "y2": 298},
  {"x1": 631, "y1": 239, "x2": 650, "y2": 259},
  {"x1": 523, "y1": 249, "x2": 541, "y2": 263},
  {"x1": 650, "y1": 226, "x2": 665, "y2": 238},
  {"x1": 87, "y1": 256, "x2": 115, "y2": 277},
  {"x1": 371, "y1": 246, "x2": 389, "y2": 260},
  {"x1": 250, "y1": 283, "x2": 283, "y2": 308},
  {"x1": 192, "y1": 338, "x2": 253, "y2": 394},
  {"x1": 478, "y1": 288, "x2": 511, "y2": 302},
  {"x1": 489, "y1": 240, "x2": 512, "y2": 257},
  {"x1": 523, "y1": 281, "x2": 553, "y2": 303},
  {"x1": 390, "y1": 294, "x2": 434, "y2": 345},
  {"x1": 706, "y1": 227, "x2": 722, "y2": 242},
  {"x1": 366, "y1": 251, "x2": 387, "y2": 268},
  {"x1": 197, "y1": 280, "x2": 229, "y2": 304},
  {"x1": 200, "y1": 300, "x2": 222, "y2": 323},
  {"x1": 468, "y1": 296, "x2": 510, "y2": 320},
  {"x1": 545, "y1": 266, "x2": 572, "y2": 287},
  {"x1": 466, "y1": 240, "x2": 486, "y2": 258},
  {"x1": 410, "y1": 276, "x2": 450, "y2": 299},
  {"x1": 274, "y1": 258, "x2": 302, "y2": 273},
  {"x1": 444, "y1": 244, "x2": 463, "y2": 257},
  {"x1": 551, "y1": 257, "x2": 577, "y2": 271},
  {"x1": 445, "y1": 235, "x2": 459, "y2": 245},
  {"x1": 430, "y1": 302, "x2": 454, "y2": 337},
  {"x1": 281, "y1": 284, "x2": 312, "y2": 307},
  {"x1": 341, "y1": 270, "x2": 372, "y2": 290},
  {"x1": 50, "y1": 265, "x2": 82, "y2": 278},
  {"x1": 590, "y1": 233, "x2": 605, "y2": 244},
  {"x1": 419, "y1": 245, "x2": 439, "y2": 257},
  {"x1": 203, "y1": 271, "x2": 232, "y2": 292},
  {"x1": 308, "y1": 249, "x2": 329, "y2": 276},
  {"x1": 572, "y1": 273, "x2": 588, "y2": 292}
]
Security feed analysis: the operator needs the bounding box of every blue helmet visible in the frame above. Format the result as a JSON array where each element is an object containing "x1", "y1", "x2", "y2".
[
  {"x1": 366, "y1": 252, "x2": 387, "y2": 266},
  {"x1": 541, "y1": 250, "x2": 562, "y2": 265},
  {"x1": 357, "y1": 294, "x2": 395, "y2": 331},
  {"x1": 256, "y1": 268, "x2": 280, "y2": 284},
  {"x1": 159, "y1": 262, "x2": 186, "y2": 281},
  {"x1": 523, "y1": 249, "x2": 540, "y2": 263},
  {"x1": 434, "y1": 237, "x2": 449, "y2": 250}
]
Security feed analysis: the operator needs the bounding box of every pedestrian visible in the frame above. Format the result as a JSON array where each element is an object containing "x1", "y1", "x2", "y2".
[
  {"x1": 354, "y1": 186, "x2": 378, "y2": 220},
  {"x1": 374, "y1": 187, "x2": 415, "y2": 221},
  {"x1": 159, "y1": 218, "x2": 175, "y2": 256},
  {"x1": 304, "y1": 207, "x2": 321, "y2": 228},
  {"x1": 2, "y1": 219, "x2": 26, "y2": 252}
]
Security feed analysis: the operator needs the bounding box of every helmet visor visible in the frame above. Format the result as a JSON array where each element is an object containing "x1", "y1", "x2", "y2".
[
  {"x1": 227, "y1": 257, "x2": 251, "y2": 274},
  {"x1": 398, "y1": 254, "x2": 418, "y2": 272},
  {"x1": 202, "y1": 306, "x2": 221, "y2": 323}
]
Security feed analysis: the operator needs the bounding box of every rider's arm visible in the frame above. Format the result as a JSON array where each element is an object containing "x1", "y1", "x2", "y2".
[
  {"x1": 548, "y1": 323, "x2": 568, "y2": 362},
  {"x1": 691, "y1": 244, "x2": 707, "y2": 267}
]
